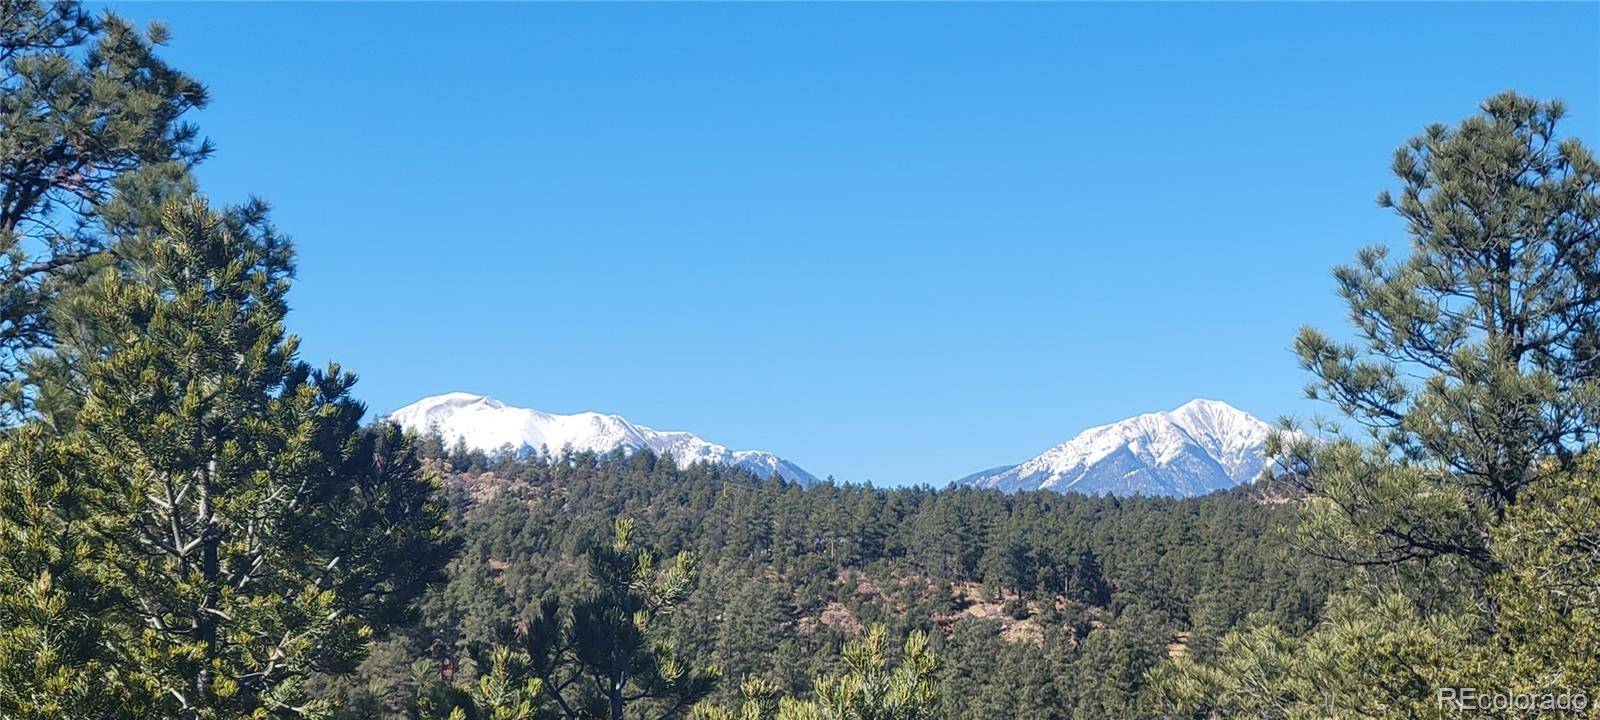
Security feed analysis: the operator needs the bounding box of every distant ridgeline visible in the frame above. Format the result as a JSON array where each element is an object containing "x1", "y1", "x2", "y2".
[
  {"x1": 954, "y1": 399, "x2": 1281, "y2": 497},
  {"x1": 322, "y1": 442, "x2": 1338, "y2": 719},
  {"x1": 389, "y1": 393, "x2": 1283, "y2": 498},
  {"x1": 387, "y1": 392, "x2": 819, "y2": 484}
]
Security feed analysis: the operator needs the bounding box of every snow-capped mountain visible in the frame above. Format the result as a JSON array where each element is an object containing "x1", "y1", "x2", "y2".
[
  {"x1": 955, "y1": 399, "x2": 1276, "y2": 498},
  {"x1": 386, "y1": 392, "x2": 818, "y2": 484}
]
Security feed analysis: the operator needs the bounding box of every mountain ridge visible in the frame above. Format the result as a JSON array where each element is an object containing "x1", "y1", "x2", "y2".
[
  {"x1": 955, "y1": 398, "x2": 1276, "y2": 497},
  {"x1": 385, "y1": 392, "x2": 819, "y2": 484}
]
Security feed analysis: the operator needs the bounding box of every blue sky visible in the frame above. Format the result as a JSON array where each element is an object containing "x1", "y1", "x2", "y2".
[{"x1": 113, "y1": 3, "x2": 1598, "y2": 487}]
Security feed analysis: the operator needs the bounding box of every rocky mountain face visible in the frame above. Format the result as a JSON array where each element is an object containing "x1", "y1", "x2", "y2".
[{"x1": 954, "y1": 399, "x2": 1276, "y2": 497}]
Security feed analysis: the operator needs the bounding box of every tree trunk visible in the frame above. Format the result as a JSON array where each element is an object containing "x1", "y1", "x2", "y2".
[{"x1": 194, "y1": 465, "x2": 221, "y2": 717}]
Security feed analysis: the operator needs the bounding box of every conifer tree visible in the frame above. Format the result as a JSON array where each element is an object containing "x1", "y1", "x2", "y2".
[
  {"x1": 689, "y1": 626, "x2": 939, "y2": 720},
  {"x1": 519, "y1": 518, "x2": 717, "y2": 720},
  {"x1": 1156, "y1": 92, "x2": 1600, "y2": 719},
  {"x1": 0, "y1": 424, "x2": 145, "y2": 719},
  {"x1": 806, "y1": 626, "x2": 937, "y2": 720},
  {"x1": 0, "y1": 1, "x2": 210, "y2": 402},
  {"x1": 412, "y1": 647, "x2": 548, "y2": 720},
  {"x1": 1280, "y1": 92, "x2": 1600, "y2": 576},
  {"x1": 36, "y1": 196, "x2": 454, "y2": 718},
  {"x1": 1488, "y1": 453, "x2": 1600, "y2": 701},
  {"x1": 687, "y1": 677, "x2": 787, "y2": 720}
]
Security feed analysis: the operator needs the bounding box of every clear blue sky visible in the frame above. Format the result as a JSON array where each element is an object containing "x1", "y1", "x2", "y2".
[{"x1": 113, "y1": 2, "x2": 1598, "y2": 487}]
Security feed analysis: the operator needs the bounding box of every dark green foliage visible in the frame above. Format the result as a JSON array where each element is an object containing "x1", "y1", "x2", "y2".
[
  {"x1": 403, "y1": 519, "x2": 718, "y2": 720},
  {"x1": 317, "y1": 423, "x2": 463, "y2": 639},
  {"x1": 1159, "y1": 93, "x2": 1600, "y2": 719},
  {"x1": 26, "y1": 197, "x2": 455, "y2": 718},
  {"x1": 524, "y1": 519, "x2": 718, "y2": 720},
  {"x1": 0, "y1": 1, "x2": 210, "y2": 401},
  {"x1": 328, "y1": 445, "x2": 1332, "y2": 719},
  {"x1": 1285, "y1": 92, "x2": 1600, "y2": 576}
]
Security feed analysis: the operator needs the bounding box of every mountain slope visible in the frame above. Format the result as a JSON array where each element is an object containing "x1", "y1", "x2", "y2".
[
  {"x1": 956, "y1": 399, "x2": 1275, "y2": 497},
  {"x1": 386, "y1": 392, "x2": 818, "y2": 484}
]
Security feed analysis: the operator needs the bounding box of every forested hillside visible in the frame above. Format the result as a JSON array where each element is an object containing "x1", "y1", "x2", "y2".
[{"x1": 317, "y1": 443, "x2": 1337, "y2": 718}]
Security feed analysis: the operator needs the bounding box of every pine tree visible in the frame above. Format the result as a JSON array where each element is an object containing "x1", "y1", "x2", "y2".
[
  {"x1": 520, "y1": 518, "x2": 718, "y2": 720},
  {"x1": 807, "y1": 626, "x2": 937, "y2": 720},
  {"x1": 687, "y1": 677, "x2": 787, "y2": 720},
  {"x1": 36, "y1": 196, "x2": 454, "y2": 718},
  {"x1": 0, "y1": 1, "x2": 210, "y2": 403},
  {"x1": 689, "y1": 626, "x2": 939, "y2": 720},
  {"x1": 1488, "y1": 453, "x2": 1600, "y2": 702},
  {"x1": 1066, "y1": 548, "x2": 1109, "y2": 607},
  {"x1": 1155, "y1": 92, "x2": 1600, "y2": 719},
  {"x1": 412, "y1": 646, "x2": 548, "y2": 720},
  {"x1": 1281, "y1": 92, "x2": 1600, "y2": 576},
  {"x1": 0, "y1": 424, "x2": 145, "y2": 719}
]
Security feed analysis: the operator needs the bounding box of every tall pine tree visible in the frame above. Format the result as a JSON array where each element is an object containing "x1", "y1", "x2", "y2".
[
  {"x1": 1281, "y1": 92, "x2": 1600, "y2": 576},
  {"x1": 34, "y1": 196, "x2": 455, "y2": 718},
  {"x1": 1157, "y1": 92, "x2": 1600, "y2": 719},
  {"x1": 0, "y1": 2, "x2": 210, "y2": 405}
]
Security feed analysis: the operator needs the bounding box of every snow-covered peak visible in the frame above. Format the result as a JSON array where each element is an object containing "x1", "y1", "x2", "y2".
[
  {"x1": 956, "y1": 399, "x2": 1276, "y2": 497},
  {"x1": 1169, "y1": 398, "x2": 1260, "y2": 432},
  {"x1": 384, "y1": 393, "x2": 817, "y2": 485},
  {"x1": 403, "y1": 392, "x2": 506, "y2": 416},
  {"x1": 1166, "y1": 398, "x2": 1275, "y2": 483}
]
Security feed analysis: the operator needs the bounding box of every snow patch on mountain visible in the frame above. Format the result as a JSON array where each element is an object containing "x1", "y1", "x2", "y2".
[
  {"x1": 955, "y1": 399, "x2": 1277, "y2": 497},
  {"x1": 385, "y1": 392, "x2": 818, "y2": 484}
]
